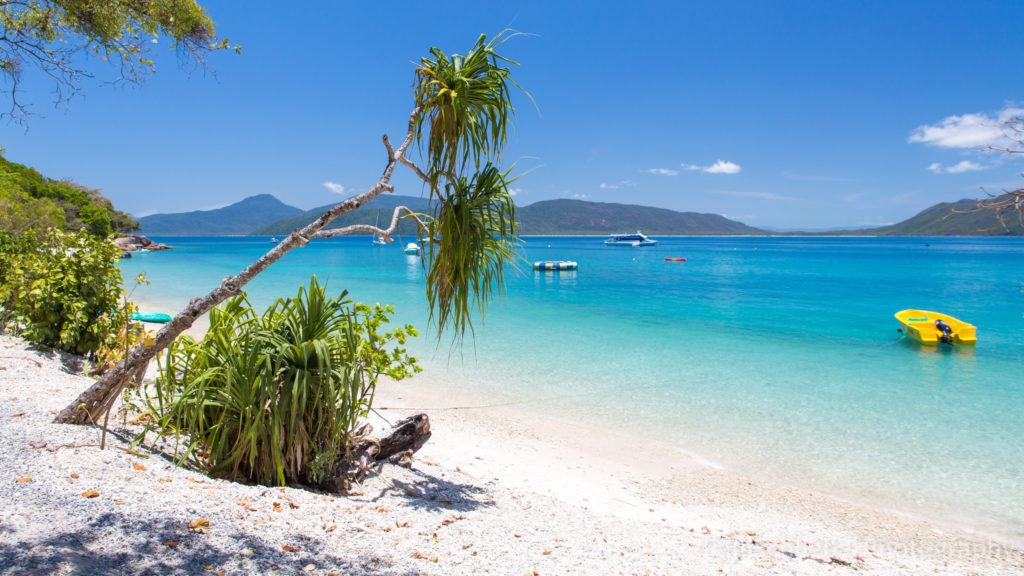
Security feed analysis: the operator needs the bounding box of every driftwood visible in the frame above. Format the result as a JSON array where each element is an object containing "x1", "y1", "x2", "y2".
[{"x1": 321, "y1": 413, "x2": 432, "y2": 493}]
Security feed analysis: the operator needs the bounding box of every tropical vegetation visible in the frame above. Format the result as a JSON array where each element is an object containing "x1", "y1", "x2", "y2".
[
  {"x1": 142, "y1": 277, "x2": 419, "y2": 487},
  {"x1": 0, "y1": 153, "x2": 138, "y2": 237},
  {"x1": 0, "y1": 228, "x2": 136, "y2": 358},
  {"x1": 56, "y1": 31, "x2": 526, "y2": 502}
]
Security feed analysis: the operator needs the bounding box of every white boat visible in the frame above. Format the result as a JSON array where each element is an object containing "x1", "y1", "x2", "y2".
[
  {"x1": 605, "y1": 231, "x2": 657, "y2": 247},
  {"x1": 404, "y1": 242, "x2": 421, "y2": 255},
  {"x1": 371, "y1": 210, "x2": 387, "y2": 245}
]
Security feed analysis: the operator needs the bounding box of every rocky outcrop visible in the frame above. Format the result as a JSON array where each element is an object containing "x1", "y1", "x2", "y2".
[{"x1": 114, "y1": 235, "x2": 172, "y2": 252}]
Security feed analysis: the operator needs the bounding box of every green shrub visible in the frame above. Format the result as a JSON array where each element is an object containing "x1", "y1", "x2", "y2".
[
  {"x1": 0, "y1": 228, "x2": 128, "y2": 355},
  {"x1": 145, "y1": 276, "x2": 420, "y2": 487}
]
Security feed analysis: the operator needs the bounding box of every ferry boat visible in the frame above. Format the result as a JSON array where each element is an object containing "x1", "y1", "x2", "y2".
[
  {"x1": 895, "y1": 309, "x2": 977, "y2": 345},
  {"x1": 533, "y1": 260, "x2": 577, "y2": 271},
  {"x1": 605, "y1": 231, "x2": 657, "y2": 247}
]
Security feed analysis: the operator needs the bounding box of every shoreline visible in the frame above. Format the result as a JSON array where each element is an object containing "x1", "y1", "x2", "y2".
[
  {"x1": 1, "y1": 334, "x2": 1022, "y2": 573},
  {"x1": 128, "y1": 293, "x2": 1023, "y2": 549},
  {"x1": 377, "y1": 372, "x2": 1024, "y2": 548}
]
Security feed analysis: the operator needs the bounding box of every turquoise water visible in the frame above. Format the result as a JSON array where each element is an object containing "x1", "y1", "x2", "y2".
[{"x1": 121, "y1": 236, "x2": 1024, "y2": 539}]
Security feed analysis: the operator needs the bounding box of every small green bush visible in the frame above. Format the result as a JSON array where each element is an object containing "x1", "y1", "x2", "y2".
[
  {"x1": 0, "y1": 228, "x2": 128, "y2": 355},
  {"x1": 145, "y1": 276, "x2": 420, "y2": 487}
]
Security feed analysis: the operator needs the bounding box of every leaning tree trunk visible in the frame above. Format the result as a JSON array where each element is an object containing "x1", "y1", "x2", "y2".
[{"x1": 55, "y1": 107, "x2": 429, "y2": 425}]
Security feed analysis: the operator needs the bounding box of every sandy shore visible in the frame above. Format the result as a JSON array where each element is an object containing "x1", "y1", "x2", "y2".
[{"x1": 1, "y1": 333, "x2": 1021, "y2": 575}]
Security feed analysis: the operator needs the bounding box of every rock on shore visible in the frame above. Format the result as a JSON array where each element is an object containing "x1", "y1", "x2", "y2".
[{"x1": 114, "y1": 235, "x2": 172, "y2": 252}]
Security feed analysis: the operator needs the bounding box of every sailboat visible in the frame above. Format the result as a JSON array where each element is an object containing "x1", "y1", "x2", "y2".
[{"x1": 372, "y1": 209, "x2": 387, "y2": 246}]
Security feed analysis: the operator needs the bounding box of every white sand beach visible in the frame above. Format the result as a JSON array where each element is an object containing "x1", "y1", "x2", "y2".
[{"x1": 1, "y1": 333, "x2": 1021, "y2": 575}]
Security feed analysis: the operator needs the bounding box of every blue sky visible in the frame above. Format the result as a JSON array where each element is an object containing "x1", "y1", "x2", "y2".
[{"x1": 2, "y1": 0, "x2": 1022, "y2": 230}]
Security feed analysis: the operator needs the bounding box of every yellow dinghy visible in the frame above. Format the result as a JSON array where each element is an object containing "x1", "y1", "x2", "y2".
[{"x1": 895, "y1": 309, "x2": 977, "y2": 345}]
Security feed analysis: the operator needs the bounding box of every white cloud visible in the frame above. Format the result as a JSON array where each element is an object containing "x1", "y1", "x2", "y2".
[
  {"x1": 322, "y1": 181, "x2": 346, "y2": 194},
  {"x1": 681, "y1": 160, "x2": 742, "y2": 174},
  {"x1": 571, "y1": 193, "x2": 590, "y2": 199},
  {"x1": 927, "y1": 160, "x2": 986, "y2": 174},
  {"x1": 600, "y1": 183, "x2": 619, "y2": 189},
  {"x1": 643, "y1": 168, "x2": 679, "y2": 176},
  {"x1": 908, "y1": 107, "x2": 1024, "y2": 148},
  {"x1": 705, "y1": 160, "x2": 742, "y2": 174},
  {"x1": 508, "y1": 187, "x2": 522, "y2": 196}
]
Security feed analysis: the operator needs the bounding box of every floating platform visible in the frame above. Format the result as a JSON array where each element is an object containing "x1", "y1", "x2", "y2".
[{"x1": 533, "y1": 260, "x2": 577, "y2": 271}]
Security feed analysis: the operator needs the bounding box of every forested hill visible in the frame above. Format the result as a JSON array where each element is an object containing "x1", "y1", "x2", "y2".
[
  {"x1": 864, "y1": 194, "x2": 1024, "y2": 236},
  {"x1": 516, "y1": 199, "x2": 765, "y2": 235},
  {"x1": 0, "y1": 154, "x2": 137, "y2": 236},
  {"x1": 138, "y1": 194, "x2": 305, "y2": 235},
  {"x1": 140, "y1": 194, "x2": 767, "y2": 236}
]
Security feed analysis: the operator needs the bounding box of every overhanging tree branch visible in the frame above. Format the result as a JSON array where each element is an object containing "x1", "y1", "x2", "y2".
[
  {"x1": 55, "y1": 105, "x2": 425, "y2": 424},
  {"x1": 311, "y1": 206, "x2": 430, "y2": 241},
  {"x1": 56, "y1": 30, "x2": 525, "y2": 428}
]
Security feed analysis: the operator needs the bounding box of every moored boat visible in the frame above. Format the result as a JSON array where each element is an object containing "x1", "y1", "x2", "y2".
[
  {"x1": 533, "y1": 260, "x2": 577, "y2": 271},
  {"x1": 605, "y1": 231, "x2": 657, "y2": 247},
  {"x1": 404, "y1": 242, "x2": 421, "y2": 255},
  {"x1": 131, "y1": 311, "x2": 173, "y2": 324},
  {"x1": 895, "y1": 309, "x2": 976, "y2": 345}
]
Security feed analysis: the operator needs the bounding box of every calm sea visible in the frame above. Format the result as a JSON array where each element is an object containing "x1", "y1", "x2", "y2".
[{"x1": 120, "y1": 235, "x2": 1024, "y2": 539}]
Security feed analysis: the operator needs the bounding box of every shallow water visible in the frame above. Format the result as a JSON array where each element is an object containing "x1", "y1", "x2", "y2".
[{"x1": 121, "y1": 235, "x2": 1024, "y2": 539}]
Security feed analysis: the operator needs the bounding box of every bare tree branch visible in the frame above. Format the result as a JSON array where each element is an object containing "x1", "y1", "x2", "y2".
[
  {"x1": 55, "y1": 105, "x2": 425, "y2": 425},
  {"x1": 951, "y1": 116, "x2": 1024, "y2": 229},
  {"x1": 311, "y1": 206, "x2": 430, "y2": 241}
]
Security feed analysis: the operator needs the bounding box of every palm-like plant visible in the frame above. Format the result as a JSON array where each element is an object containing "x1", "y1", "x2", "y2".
[
  {"x1": 425, "y1": 164, "x2": 518, "y2": 338},
  {"x1": 146, "y1": 277, "x2": 419, "y2": 487},
  {"x1": 413, "y1": 31, "x2": 527, "y2": 340},
  {"x1": 414, "y1": 30, "x2": 525, "y2": 190}
]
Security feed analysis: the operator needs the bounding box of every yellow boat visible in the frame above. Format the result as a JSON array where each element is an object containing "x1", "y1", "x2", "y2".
[{"x1": 895, "y1": 309, "x2": 977, "y2": 345}]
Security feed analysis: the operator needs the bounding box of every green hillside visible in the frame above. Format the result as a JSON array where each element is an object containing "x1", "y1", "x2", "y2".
[
  {"x1": 251, "y1": 194, "x2": 433, "y2": 236},
  {"x1": 141, "y1": 192, "x2": 1024, "y2": 238},
  {"x1": 0, "y1": 154, "x2": 137, "y2": 237},
  {"x1": 866, "y1": 194, "x2": 1024, "y2": 236},
  {"x1": 138, "y1": 194, "x2": 306, "y2": 235},
  {"x1": 516, "y1": 199, "x2": 764, "y2": 235},
  {"x1": 150, "y1": 194, "x2": 764, "y2": 236}
]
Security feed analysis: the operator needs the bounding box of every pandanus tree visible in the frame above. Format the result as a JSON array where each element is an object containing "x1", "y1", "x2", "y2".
[{"x1": 55, "y1": 31, "x2": 526, "y2": 425}]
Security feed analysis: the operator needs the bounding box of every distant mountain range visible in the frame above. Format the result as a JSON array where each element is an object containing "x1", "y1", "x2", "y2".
[
  {"x1": 138, "y1": 194, "x2": 767, "y2": 236},
  {"x1": 137, "y1": 194, "x2": 305, "y2": 235},
  {"x1": 135, "y1": 192, "x2": 1024, "y2": 237},
  {"x1": 515, "y1": 199, "x2": 763, "y2": 235}
]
